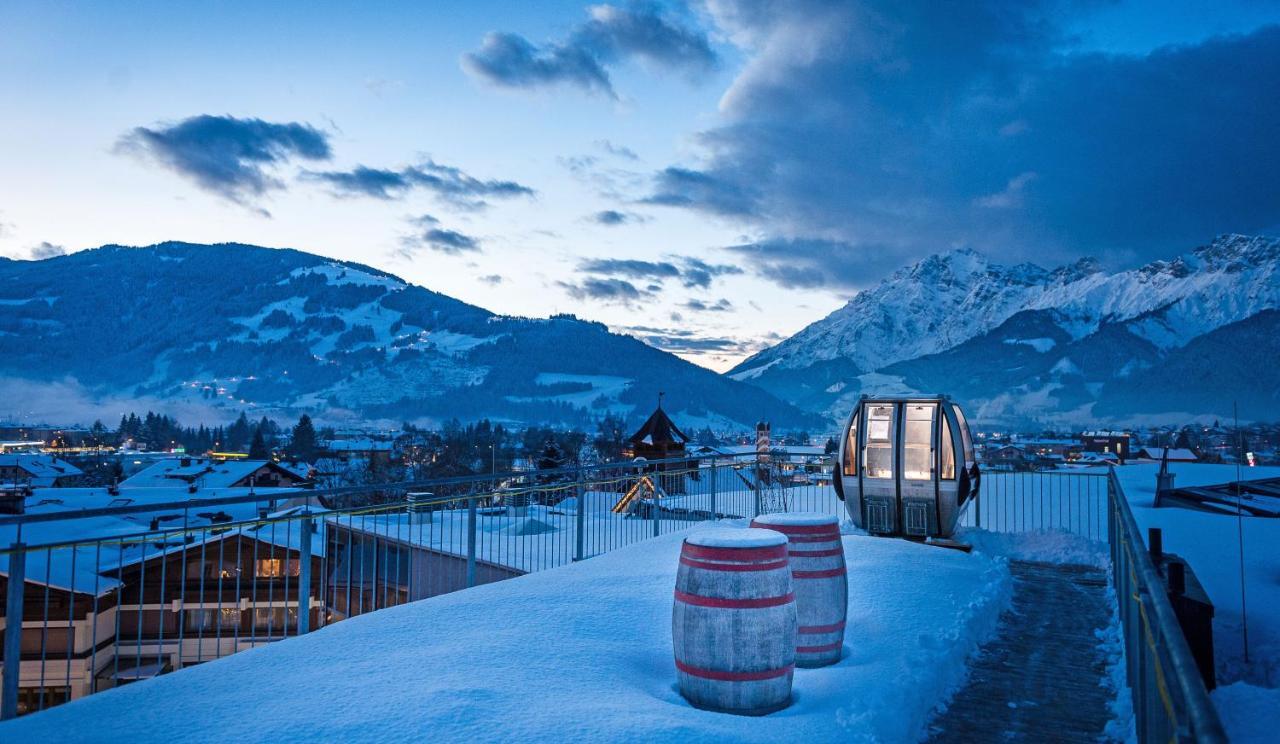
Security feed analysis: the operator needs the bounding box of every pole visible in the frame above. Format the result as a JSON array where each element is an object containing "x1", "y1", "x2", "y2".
[
  {"x1": 466, "y1": 496, "x2": 477, "y2": 588},
  {"x1": 297, "y1": 512, "x2": 313, "y2": 635},
  {"x1": 574, "y1": 468, "x2": 586, "y2": 562},
  {"x1": 1233, "y1": 402, "x2": 1249, "y2": 663},
  {"x1": 2, "y1": 543, "x2": 26, "y2": 721}
]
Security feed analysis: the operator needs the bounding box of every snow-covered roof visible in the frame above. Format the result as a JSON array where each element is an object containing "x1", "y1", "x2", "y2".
[
  {"x1": 0, "y1": 453, "x2": 83, "y2": 485},
  {"x1": 121, "y1": 458, "x2": 303, "y2": 488},
  {"x1": 321, "y1": 438, "x2": 392, "y2": 452},
  {"x1": 1136, "y1": 447, "x2": 1198, "y2": 461}
]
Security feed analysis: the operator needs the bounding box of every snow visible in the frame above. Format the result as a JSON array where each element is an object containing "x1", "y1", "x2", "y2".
[
  {"x1": 1211, "y1": 682, "x2": 1280, "y2": 743},
  {"x1": 0, "y1": 523, "x2": 1013, "y2": 743},
  {"x1": 1114, "y1": 463, "x2": 1280, "y2": 731},
  {"x1": 685, "y1": 527, "x2": 787, "y2": 548},
  {"x1": 752, "y1": 511, "x2": 839, "y2": 528},
  {"x1": 1002, "y1": 337, "x2": 1057, "y2": 353}
]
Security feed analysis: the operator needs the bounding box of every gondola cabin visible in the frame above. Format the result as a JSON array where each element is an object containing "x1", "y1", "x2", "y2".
[{"x1": 834, "y1": 395, "x2": 979, "y2": 539}]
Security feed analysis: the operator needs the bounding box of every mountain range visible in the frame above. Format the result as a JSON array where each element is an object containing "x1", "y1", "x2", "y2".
[
  {"x1": 3, "y1": 234, "x2": 1276, "y2": 431},
  {"x1": 0, "y1": 242, "x2": 820, "y2": 430},
  {"x1": 730, "y1": 234, "x2": 1280, "y2": 425}
]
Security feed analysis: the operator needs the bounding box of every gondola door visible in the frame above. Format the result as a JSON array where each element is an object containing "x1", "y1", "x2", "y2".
[
  {"x1": 860, "y1": 401, "x2": 898, "y2": 534},
  {"x1": 899, "y1": 402, "x2": 937, "y2": 536}
]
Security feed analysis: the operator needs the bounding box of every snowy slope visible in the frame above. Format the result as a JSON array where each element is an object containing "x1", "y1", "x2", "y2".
[
  {"x1": 731, "y1": 235, "x2": 1280, "y2": 423},
  {"x1": 0, "y1": 524, "x2": 1013, "y2": 743},
  {"x1": 0, "y1": 242, "x2": 819, "y2": 429}
]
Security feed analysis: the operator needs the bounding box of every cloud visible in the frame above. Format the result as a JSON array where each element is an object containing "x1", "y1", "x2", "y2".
[
  {"x1": 421, "y1": 228, "x2": 481, "y2": 254},
  {"x1": 462, "y1": 2, "x2": 717, "y2": 98},
  {"x1": 30, "y1": 242, "x2": 66, "y2": 259},
  {"x1": 578, "y1": 257, "x2": 680, "y2": 282},
  {"x1": 588, "y1": 209, "x2": 646, "y2": 225},
  {"x1": 677, "y1": 256, "x2": 743, "y2": 288},
  {"x1": 557, "y1": 276, "x2": 654, "y2": 305},
  {"x1": 617, "y1": 324, "x2": 767, "y2": 356},
  {"x1": 117, "y1": 114, "x2": 331, "y2": 210},
  {"x1": 305, "y1": 160, "x2": 533, "y2": 209},
  {"x1": 479, "y1": 274, "x2": 504, "y2": 285},
  {"x1": 682, "y1": 297, "x2": 734, "y2": 312},
  {"x1": 726, "y1": 237, "x2": 907, "y2": 291},
  {"x1": 645, "y1": 3, "x2": 1280, "y2": 279},
  {"x1": 596, "y1": 139, "x2": 639, "y2": 160}
]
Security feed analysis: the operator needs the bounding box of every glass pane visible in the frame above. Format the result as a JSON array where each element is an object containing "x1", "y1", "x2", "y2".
[
  {"x1": 940, "y1": 417, "x2": 956, "y2": 480},
  {"x1": 904, "y1": 447, "x2": 933, "y2": 480},
  {"x1": 954, "y1": 406, "x2": 974, "y2": 462},
  {"x1": 865, "y1": 446, "x2": 893, "y2": 479},
  {"x1": 842, "y1": 412, "x2": 859, "y2": 476}
]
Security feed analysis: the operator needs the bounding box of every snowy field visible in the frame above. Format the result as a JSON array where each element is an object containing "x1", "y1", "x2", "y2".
[
  {"x1": 1114, "y1": 463, "x2": 1280, "y2": 742},
  {"x1": 1, "y1": 522, "x2": 1013, "y2": 743}
]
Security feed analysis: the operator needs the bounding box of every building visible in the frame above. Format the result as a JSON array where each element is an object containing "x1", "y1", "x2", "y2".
[
  {"x1": 0, "y1": 454, "x2": 84, "y2": 488},
  {"x1": 1136, "y1": 447, "x2": 1198, "y2": 462},
  {"x1": 623, "y1": 402, "x2": 690, "y2": 494},
  {"x1": 1081, "y1": 431, "x2": 1132, "y2": 463},
  {"x1": 121, "y1": 458, "x2": 310, "y2": 490}
]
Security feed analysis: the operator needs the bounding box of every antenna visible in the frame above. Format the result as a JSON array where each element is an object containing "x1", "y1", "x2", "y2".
[{"x1": 1234, "y1": 401, "x2": 1250, "y2": 664}]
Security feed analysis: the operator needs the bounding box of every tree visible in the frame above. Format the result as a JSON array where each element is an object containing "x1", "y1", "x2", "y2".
[
  {"x1": 824, "y1": 437, "x2": 837, "y2": 455},
  {"x1": 593, "y1": 413, "x2": 628, "y2": 462},
  {"x1": 248, "y1": 427, "x2": 270, "y2": 459},
  {"x1": 289, "y1": 414, "x2": 318, "y2": 461}
]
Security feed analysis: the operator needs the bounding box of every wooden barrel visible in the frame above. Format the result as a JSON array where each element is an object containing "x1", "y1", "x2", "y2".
[
  {"x1": 672, "y1": 528, "x2": 796, "y2": 715},
  {"x1": 750, "y1": 512, "x2": 847, "y2": 668}
]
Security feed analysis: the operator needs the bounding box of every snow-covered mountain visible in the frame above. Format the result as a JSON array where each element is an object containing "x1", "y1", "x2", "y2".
[
  {"x1": 0, "y1": 242, "x2": 821, "y2": 429},
  {"x1": 730, "y1": 234, "x2": 1280, "y2": 423}
]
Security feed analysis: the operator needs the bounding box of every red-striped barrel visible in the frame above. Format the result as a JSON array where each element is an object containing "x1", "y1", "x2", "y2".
[
  {"x1": 672, "y1": 528, "x2": 796, "y2": 715},
  {"x1": 750, "y1": 512, "x2": 847, "y2": 668}
]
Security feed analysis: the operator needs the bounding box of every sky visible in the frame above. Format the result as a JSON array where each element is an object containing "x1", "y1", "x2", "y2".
[{"x1": 2, "y1": 1, "x2": 1278, "y2": 372}]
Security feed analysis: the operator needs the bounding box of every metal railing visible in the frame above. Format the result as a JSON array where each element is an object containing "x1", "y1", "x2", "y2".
[
  {"x1": 0, "y1": 458, "x2": 1228, "y2": 741},
  {"x1": 0, "y1": 452, "x2": 837, "y2": 718},
  {"x1": 1106, "y1": 470, "x2": 1227, "y2": 743}
]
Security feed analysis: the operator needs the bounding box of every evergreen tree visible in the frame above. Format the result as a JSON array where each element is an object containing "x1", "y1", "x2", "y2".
[
  {"x1": 289, "y1": 414, "x2": 319, "y2": 461},
  {"x1": 248, "y1": 427, "x2": 270, "y2": 459}
]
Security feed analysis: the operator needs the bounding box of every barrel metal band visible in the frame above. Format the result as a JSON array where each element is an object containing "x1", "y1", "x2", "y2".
[
  {"x1": 796, "y1": 641, "x2": 843, "y2": 654},
  {"x1": 681, "y1": 543, "x2": 788, "y2": 563},
  {"x1": 798, "y1": 620, "x2": 847, "y2": 634},
  {"x1": 793, "y1": 567, "x2": 847, "y2": 579},
  {"x1": 673, "y1": 590, "x2": 794, "y2": 609},
  {"x1": 786, "y1": 534, "x2": 842, "y2": 544},
  {"x1": 674, "y1": 658, "x2": 794, "y2": 682},
  {"x1": 679, "y1": 556, "x2": 789, "y2": 573},
  {"x1": 788, "y1": 547, "x2": 843, "y2": 558}
]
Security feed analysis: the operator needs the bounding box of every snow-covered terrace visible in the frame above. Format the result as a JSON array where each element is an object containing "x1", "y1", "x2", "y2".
[{"x1": 3, "y1": 464, "x2": 1276, "y2": 741}]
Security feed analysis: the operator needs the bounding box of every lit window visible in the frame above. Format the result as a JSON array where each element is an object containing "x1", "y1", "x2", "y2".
[
  {"x1": 863, "y1": 405, "x2": 894, "y2": 479},
  {"x1": 903, "y1": 404, "x2": 935, "y2": 481},
  {"x1": 185, "y1": 608, "x2": 241, "y2": 631},
  {"x1": 255, "y1": 558, "x2": 301, "y2": 578},
  {"x1": 940, "y1": 416, "x2": 956, "y2": 480},
  {"x1": 842, "y1": 412, "x2": 859, "y2": 476}
]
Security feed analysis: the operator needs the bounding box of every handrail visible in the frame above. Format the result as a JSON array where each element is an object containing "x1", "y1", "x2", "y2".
[
  {"x1": 0, "y1": 451, "x2": 806, "y2": 528},
  {"x1": 1107, "y1": 469, "x2": 1227, "y2": 743}
]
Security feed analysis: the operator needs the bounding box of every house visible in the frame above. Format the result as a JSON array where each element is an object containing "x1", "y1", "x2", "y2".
[
  {"x1": 319, "y1": 438, "x2": 393, "y2": 466},
  {"x1": 982, "y1": 444, "x2": 1031, "y2": 471},
  {"x1": 0, "y1": 454, "x2": 84, "y2": 487},
  {"x1": 1081, "y1": 431, "x2": 1132, "y2": 463},
  {"x1": 0, "y1": 484, "x2": 314, "y2": 715},
  {"x1": 623, "y1": 402, "x2": 690, "y2": 494},
  {"x1": 1136, "y1": 447, "x2": 1198, "y2": 462},
  {"x1": 121, "y1": 458, "x2": 310, "y2": 490}
]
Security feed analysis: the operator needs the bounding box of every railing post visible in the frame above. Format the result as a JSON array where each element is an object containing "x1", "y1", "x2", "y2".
[
  {"x1": 574, "y1": 468, "x2": 586, "y2": 562},
  {"x1": 466, "y1": 496, "x2": 477, "y2": 588},
  {"x1": 973, "y1": 483, "x2": 981, "y2": 529},
  {"x1": 2, "y1": 543, "x2": 26, "y2": 721},
  {"x1": 297, "y1": 512, "x2": 313, "y2": 635},
  {"x1": 709, "y1": 458, "x2": 717, "y2": 520}
]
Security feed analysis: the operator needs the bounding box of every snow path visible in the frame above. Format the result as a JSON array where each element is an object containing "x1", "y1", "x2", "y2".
[
  {"x1": 925, "y1": 561, "x2": 1115, "y2": 743},
  {"x1": 2, "y1": 525, "x2": 1012, "y2": 743}
]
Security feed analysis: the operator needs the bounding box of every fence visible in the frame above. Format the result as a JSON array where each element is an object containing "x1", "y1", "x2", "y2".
[
  {"x1": 0, "y1": 452, "x2": 834, "y2": 718},
  {"x1": 0, "y1": 458, "x2": 1227, "y2": 741}
]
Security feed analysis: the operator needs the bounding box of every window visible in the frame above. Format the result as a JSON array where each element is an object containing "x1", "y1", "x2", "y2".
[
  {"x1": 255, "y1": 558, "x2": 301, "y2": 578},
  {"x1": 842, "y1": 412, "x2": 859, "y2": 476},
  {"x1": 184, "y1": 608, "x2": 241, "y2": 632},
  {"x1": 863, "y1": 405, "x2": 894, "y2": 479},
  {"x1": 954, "y1": 406, "x2": 975, "y2": 463},
  {"x1": 252, "y1": 606, "x2": 299, "y2": 632},
  {"x1": 185, "y1": 559, "x2": 240, "y2": 580},
  {"x1": 903, "y1": 404, "x2": 935, "y2": 481},
  {"x1": 940, "y1": 416, "x2": 956, "y2": 480}
]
